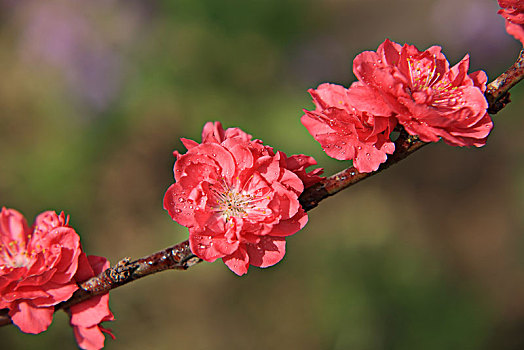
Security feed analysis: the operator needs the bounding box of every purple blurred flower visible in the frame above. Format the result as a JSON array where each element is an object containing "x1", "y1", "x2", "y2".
[{"x1": 17, "y1": 1, "x2": 141, "y2": 114}]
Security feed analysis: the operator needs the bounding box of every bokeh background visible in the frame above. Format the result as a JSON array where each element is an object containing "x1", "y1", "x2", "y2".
[{"x1": 1, "y1": 0, "x2": 523, "y2": 349}]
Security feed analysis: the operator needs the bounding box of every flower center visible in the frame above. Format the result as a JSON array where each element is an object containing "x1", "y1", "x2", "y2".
[
  {"x1": 407, "y1": 57, "x2": 461, "y2": 109},
  {"x1": 0, "y1": 237, "x2": 34, "y2": 270},
  {"x1": 215, "y1": 188, "x2": 254, "y2": 221},
  {"x1": 210, "y1": 179, "x2": 269, "y2": 222},
  {"x1": 407, "y1": 57, "x2": 442, "y2": 91}
]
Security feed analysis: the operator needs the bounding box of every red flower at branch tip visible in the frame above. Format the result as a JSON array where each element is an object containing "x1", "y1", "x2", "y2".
[
  {"x1": 69, "y1": 254, "x2": 115, "y2": 350},
  {"x1": 0, "y1": 208, "x2": 81, "y2": 334},
  {"x1": 164, "y1": 122, "x2": 322, "y2": 275},
  {"x1": 302, "y1": 83, "x2": 397, "y2": 173},
  {"x1": 351, "y1": 39, "x2": 493, "y2": 147},
  {"x1": 0, "y1": 208, "x2": 114, "y2": 349},
  {"x1": 498, "y1": 0, "x2": 524, "y2": 46}
]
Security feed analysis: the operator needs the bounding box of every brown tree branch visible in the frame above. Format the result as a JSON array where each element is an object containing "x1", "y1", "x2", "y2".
[
  {"x1": 0, "y1": 241, "x2": 202, "y2": 327},
  {"x1": 1, "y1": 49, "x2": 523, "y2": 328},
  {"x1": 298, "y1": 131, "x2": 428, "y2": 211},
  {"x1": 486, "y1": 49, "x2": 524, "y2": 114}
]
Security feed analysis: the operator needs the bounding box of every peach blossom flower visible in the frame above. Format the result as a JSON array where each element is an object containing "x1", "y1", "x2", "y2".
[
  {"x1": 351, "y1": 39, "x2": 493, "y2": 147},
  {"x1": 0, "y1": 208, "x2": 81, "y2": 334},
  {"x1": 164, "y1": 122, "x2": 322, "y2": 275},
  {"x1": 302, "y1": 83, "x2": 396, "y2": 172}
]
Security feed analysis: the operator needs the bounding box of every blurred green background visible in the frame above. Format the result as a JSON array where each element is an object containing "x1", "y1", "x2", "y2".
[{"x1": 1, "y1": 0, "x2": 524, "y2": 349}]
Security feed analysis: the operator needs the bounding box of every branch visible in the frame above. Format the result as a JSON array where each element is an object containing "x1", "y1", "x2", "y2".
[
  {"x1": 58, "y1": 241, "x2": 202, "y2": 311},
  {"x1": 0, "y1": 241, "x2": 202, "y2": 327},
  {"x1": 486, "y1": 49, "x2": 524, "y2": 114},
  {"x1": 1, "y1": 49, "x2": 523, "y2": 328},
  {"x1": 298, "y1": 131, "x2": 427, "y2": 211}
]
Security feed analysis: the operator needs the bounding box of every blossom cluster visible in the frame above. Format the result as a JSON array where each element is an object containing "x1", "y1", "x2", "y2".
[
  {"x1": 0, "y1": 207, "x2": 113, "y2": 350},
  {"x1": 498, "y1": 0, "x2": 524, "y2": 46},
  {"x1": 302, "y1": 39, "x2": 493, "y2": 173},
  {"x1": 2, "y1": 2, "x2": 521, "y2": 349},
  {"x1": 163, "y1": 39, "x2": 500, "y2": 275},
  {"x1": 163, "y1": 122, "x2": 323, "y2": 275}
]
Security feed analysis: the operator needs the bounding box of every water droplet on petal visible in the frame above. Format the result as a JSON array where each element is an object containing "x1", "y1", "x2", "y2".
[{"x1": 178, "y1": 197, "x2": 185, "y2": 202}]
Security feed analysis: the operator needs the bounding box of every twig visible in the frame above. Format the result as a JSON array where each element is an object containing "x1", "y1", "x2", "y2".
[
  {"x1": 0, "y1": 48, "x2": 523, "y2": 328},
  {"x1": 486, "y1": 49, "x2": 524, "y2": 114},
  {"x1": 0, "y1": 241, "x2": 201, "y2": 327},
  {"x1": 299, "y1": 131, "x2": 427, "y2": 211}
]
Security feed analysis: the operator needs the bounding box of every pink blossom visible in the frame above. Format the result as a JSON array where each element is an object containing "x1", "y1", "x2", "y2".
[
  {"x1": 302, "y1": 83, "x2": 397, "y2": 173},
  {"x1": 0, "y1": 208, "x2": 81, "y2": 334},
  {"x1": 498, "y1": 0, "x2": 524, "y2": 45},
  {"x1": 69, "y1": 254, "x2": 114, "y2": 350},
  {"x1": 0, "y1": 207, "x2": 114, "y2": 348},
  {"x1": 164, "y1": 122, "x2": 321, "y2": 275},
  {"x1": 351, "y1": 39, "x2": 493, "y2": 147}
]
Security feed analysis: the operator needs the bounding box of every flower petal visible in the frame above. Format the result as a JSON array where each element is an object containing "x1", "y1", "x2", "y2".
[
  {"x1": 246, "y1": 236, "x2": 286, "y2": 268},
  {"x1": 223, "y1": 247, "x2": 250, "y2": 276},
  {"x1": 10, "y1": 301, "x2": 54, "y2": 334}
]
